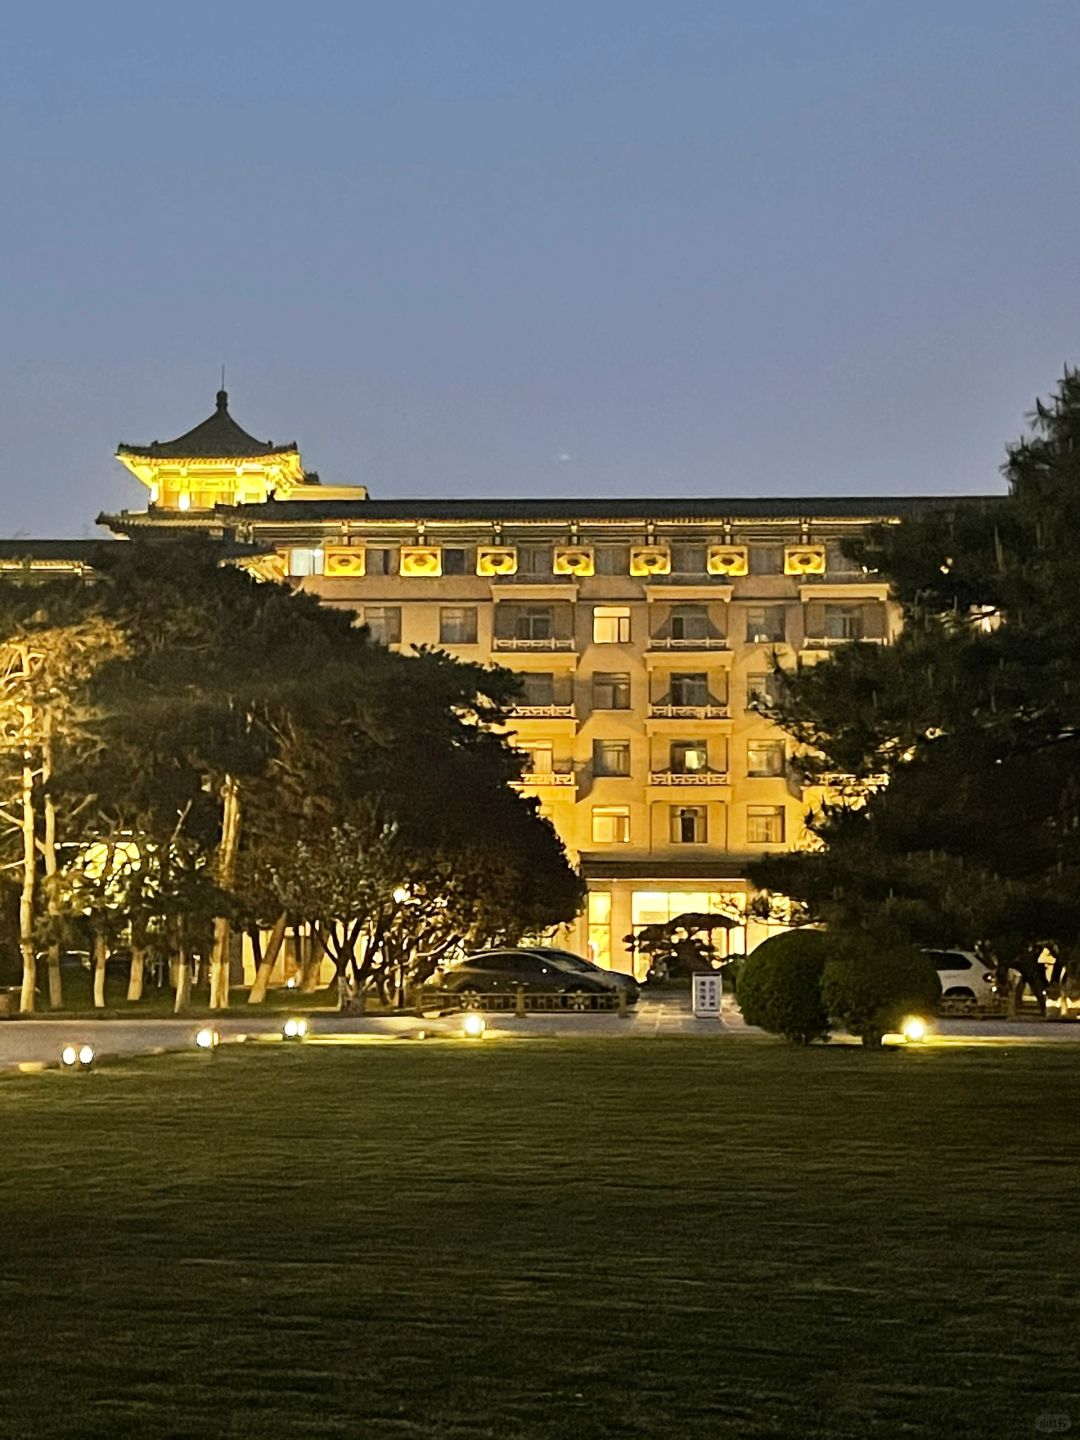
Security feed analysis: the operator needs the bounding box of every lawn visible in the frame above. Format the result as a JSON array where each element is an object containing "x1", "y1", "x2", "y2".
[{"x1": 0, "y1": 1038, "x2": 1076, "y2": 1439}]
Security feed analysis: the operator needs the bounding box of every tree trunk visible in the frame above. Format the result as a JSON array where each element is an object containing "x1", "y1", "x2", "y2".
[
  {"x1": 127, "y1": 945, "x2": 146, "y2": 1003},
  {"x1": 92, "y1": 932, "x2": 108, "y2": 1009},
  {"x1": 300, "y1": 923, "x2": 324, "y2": 992},
  {"x1": 208, "y1": 776, "x2": 241, "y2": 1010},
  {"x1": 248, "y1": 912, "x2": 288, "y2": 1004},
  {"x1": 41, "y1": 713, "x2": 63, "y2": 1010},
  {"x1": 18, "y1": 737, "x2": 36, "y2": 1015},
  {"x1": 174, "y1": 928, "x2": 192, "y2": 1013}
]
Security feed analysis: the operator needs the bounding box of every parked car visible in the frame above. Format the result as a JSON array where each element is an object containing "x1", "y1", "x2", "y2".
[
  {"x1": 438, "y1": 949, "x2": 627, "y2": 1009},
  {"x1": 922, "y1": 948, "x2": 998, "y2": 1005},
  {"x1": 515, "y1": 947, "x2": 641, "y2": 1003}
]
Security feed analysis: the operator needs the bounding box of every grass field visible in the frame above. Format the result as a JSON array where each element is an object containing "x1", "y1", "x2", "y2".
[{"x1": 0, "y1": 1038, "x2": 1076, "y2": 1439}]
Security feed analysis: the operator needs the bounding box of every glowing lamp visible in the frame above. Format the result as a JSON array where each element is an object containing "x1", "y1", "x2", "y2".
[
  {"x1": 282, "y1": 1018, "x2": 309, "y2": 1041},
  {"x1": 902, "y1": 1016, "x2": 927, "y2": 1043},
  {"x1": 195, "y1": 1027, "x2": 220, "y2": 1050},
  {"x1": 462, "y1": 1013, "x2": 487, "y2": 1040},
  {"x1": 62, "y1": 1043, "x2": 95, "y2": 1070}
]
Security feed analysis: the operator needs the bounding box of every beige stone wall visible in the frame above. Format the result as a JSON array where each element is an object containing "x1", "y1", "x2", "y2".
[{"x1": 278, "y1": 528, "x2": 897, "y2": 972}]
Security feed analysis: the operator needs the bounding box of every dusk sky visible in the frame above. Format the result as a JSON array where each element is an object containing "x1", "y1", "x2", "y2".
[{"x1": 3, "y1": 1, "x2": 1079, "y2": 536}]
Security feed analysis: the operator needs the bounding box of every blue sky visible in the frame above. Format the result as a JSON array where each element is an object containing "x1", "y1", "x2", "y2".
[{"x1": 2, "y1": 1, "x2": 1078, "y2": 534}]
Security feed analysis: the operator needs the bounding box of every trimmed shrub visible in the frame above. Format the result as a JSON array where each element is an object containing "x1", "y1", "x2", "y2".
[
  {"x1": 822, "y1": 937, "x2": 941, "y2": 1047},
  {"x1": 736, "y1": 930, "x2": 830, "y2": 1045}
]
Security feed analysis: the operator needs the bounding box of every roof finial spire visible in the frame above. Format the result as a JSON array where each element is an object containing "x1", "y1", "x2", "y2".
[{"x1": 216, "y1": 365, "x2": 228, "y2": 411}]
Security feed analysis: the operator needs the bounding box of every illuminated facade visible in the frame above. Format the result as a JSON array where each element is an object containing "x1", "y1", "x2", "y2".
[{"x1": 91, "y1": 391, "x2": 988, "y2": 975}]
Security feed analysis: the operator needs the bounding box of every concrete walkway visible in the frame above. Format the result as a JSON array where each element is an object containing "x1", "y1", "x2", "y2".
[{"x1": 1, "y1": 996, "x2": 1077, "y2": 1072}]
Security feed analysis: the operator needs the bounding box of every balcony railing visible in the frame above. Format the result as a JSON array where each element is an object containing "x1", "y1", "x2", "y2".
[
  {"x1": 802, "y1": 635, "x2": 886, "y2": 649},
  {"x1": 647, "y1": 636, "x2": 729, "y2": 650},
  {"x1": 517, "y1": 771, "x2": 576, "y2": 788},
  {"x1": 648, "y1": 703, "x2": 730, "y2": 720},
  {"x1": 493, "y1": 637, "x2": 575, "y2": 652},
  {"x1": 814, "y1": 771, "x2": 890, "y2": 790},
  {"x1": 508, "y1": 703, "x2": 576, "y2": 719},
  {"x1": 649, "y1": 770, "x2": 730, "y2": 786}
]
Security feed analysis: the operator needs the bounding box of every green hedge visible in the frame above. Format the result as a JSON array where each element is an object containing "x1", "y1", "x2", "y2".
[
  {"x1": 822, "y1": 939, "x2": 941, "y2": 1047},
  {"x1": 737, "y1": 930, "x2": 831, "y2": 1045}
]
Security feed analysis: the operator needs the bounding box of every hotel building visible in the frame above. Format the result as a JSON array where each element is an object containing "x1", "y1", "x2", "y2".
[{"x1": 13, "y1": 390, "x2": 992, "y2": 975}]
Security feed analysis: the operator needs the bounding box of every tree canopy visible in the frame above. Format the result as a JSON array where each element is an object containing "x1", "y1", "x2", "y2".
[
  {"x1": 0, "y1": 542, "x2": 583, "y2": 1011},
  {"x1": 751, "y1": 368, "x2": 1080, "y2": 1001}
]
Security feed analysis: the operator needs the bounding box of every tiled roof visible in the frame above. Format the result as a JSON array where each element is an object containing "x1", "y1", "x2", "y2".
[
  {"x1": 117, "y1": 391, "x2": 296, "y2": 461},
  {"x1": 0, "y1": 540, "x2": 110, "y2": 561},
  {"x1": 226, "y1": 494, "x2": 1005, "y2": 524}
]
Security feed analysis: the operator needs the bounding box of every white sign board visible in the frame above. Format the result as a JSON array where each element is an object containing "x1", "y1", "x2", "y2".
[{"x1": 692, "y1": 971, "x2": 723, "y2": 1018}]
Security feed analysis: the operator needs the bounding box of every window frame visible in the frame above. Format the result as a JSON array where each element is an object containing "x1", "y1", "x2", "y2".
[
  {"x1": 593, "y1": 672, "x2": 631, "y2": 710},
  {"x1": 591, "y1": 806, "x2": 631, "y2": 844},
  {"x1": 592, "y1": 605, "x2": 632, "y2": 645},
  {"x1": 439, "y1": 605, "x2": 478, "y2": 644},
  {"x1": 746, "y1": 740, "x2": 786, "y2": 778},
  {"x1": 670, "y1": 804, "x2": 707, "y2": 844},
  {"x1": 747, "y1": 805, "x2": 785, "y2": 844},
  {"x1": 593, "y1": 739, "x2": 631, "y2": 777}
]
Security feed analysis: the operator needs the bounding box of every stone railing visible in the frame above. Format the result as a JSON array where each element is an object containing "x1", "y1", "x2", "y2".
[
  {"x1": 508, "y1": 704, "x2": 576, "y2": 719},
  {"x1": 647, "y1": 636, "x2": 729, "y2": 650},
  {"x1": 648, "y1": 703, "x2": 730, "y2": 720},
  {"x1": 493, "y1": 637, "x2": 575, "y2": 652},
  {"x1": 648, "y1": 771, "x2": 729, "y2": 786}
]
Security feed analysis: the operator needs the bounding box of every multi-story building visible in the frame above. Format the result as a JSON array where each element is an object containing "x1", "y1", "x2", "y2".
[{"x1": 41, "y1": 388, "x2": 988, "y2": 973}]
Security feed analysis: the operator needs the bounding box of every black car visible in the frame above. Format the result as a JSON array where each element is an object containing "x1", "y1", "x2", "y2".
[
  {"x1": 515, "y1": 947, "x2": 640, "y2": 1003},
  {"x1": 439, "y1": 949, "x2": 620, "y2": 1009}
]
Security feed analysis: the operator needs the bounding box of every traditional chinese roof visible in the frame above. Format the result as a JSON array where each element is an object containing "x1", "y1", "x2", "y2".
[
  {"x1": 117, "y1": 390, "x2": 297, "y2": 462},
  {"x1": 223, "y1": 494, "x2": 1006, "y2": 524}
]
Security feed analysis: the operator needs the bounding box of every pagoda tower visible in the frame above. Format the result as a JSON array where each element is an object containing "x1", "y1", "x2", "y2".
[{"x1": 115, "y1": 389, "x2": 364, "y2": 512}]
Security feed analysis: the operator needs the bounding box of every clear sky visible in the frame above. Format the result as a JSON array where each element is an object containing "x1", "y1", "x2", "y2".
[{"x1": 3, "y1": 1, "x2": 1078, "y2": 535}]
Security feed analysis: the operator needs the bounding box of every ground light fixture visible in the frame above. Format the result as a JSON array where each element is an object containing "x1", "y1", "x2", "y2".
[
  {"x1": 282, "y1": 1017, "x2": 309, "y2": 1041},
  {"x1": 194, "y1": 1027, "x2": 220, "y2": 1051},
  {"x1": 60, "y1": 1044, "x2": 95, "y2": 1071},
  {"x1": 902, "y1": 1016, "x2": 928, "y2": 1043},
  {"x1": 462, "y1": 1013, "x2": 487, "y2": 1040}
]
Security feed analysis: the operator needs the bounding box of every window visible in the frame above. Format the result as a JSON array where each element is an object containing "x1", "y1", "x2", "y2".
[
  {"x1": 593, "y1": 606, "x2": 631, "y2": 644},
  {"x1": 747, "y1": 740, "x2": 785, "y2": 777},
  {"x1": 520, "y1": 742, "x2": 553, "y2": 775},
  {"x1": 670, "y1": 672, "x2": 708, "y2": 707},
  {"x1": 362, "y1": 606, "x2": 401, "y2": 645},
  {"x1": 670, "y1": 805, "x2": 707, "y2": 844},
  {"x1": 747, "y1": 805, "x2": 785, "y2": 843},
  {"x1": 439, "y1": 606, "x2": 478, "y2": 644},
  {"x1": 749, "y1": 544, "x2": 784, "y2": 576},
  {"x1": 594, "y1": 740, "x2": 631, "y2": 776},
  {"x1": 592, "y1": 806, "x2": 630, "y2": 844},
  {"x1": 517, "y1": 543, "x2": 552, "y2": 575},
  {"x1": 515, "y1": 606, "x2": 553, "y2": 640},
  {"x1": 365, "y1": 546, "x2": 398, "y2": 575},
  {"x1": 670, "y1": 543, "x2": 707, "y2": 576},
  {"x1": 595, "y1": 545, "x2": 628, "y2": 575},
  {"x1": 671, "y1": 740, "x2": 708, "y2": 773},
  {"x1": 288, "y1": 547, "x2": 324, "y2": 576},
  {"x1": 747, "y1": 671, "x2": 784, "y2": 708},
  {"x1": 593, "y1": 672, "x2": 631, "y2": 710},
  {"x1": 670, "y1": 604, "x2": 709, "y2": 641},
  {"x1": 442, "y1": 547, "x2": 468, "y2": 575},
  {"x1": 745, "y1": 606, "x2": 786, "y2": 643},
  {"x1": 587, "y1": 891, "x2": 612, "y2": 968},
  {"x1": 824, "y1": 604, "x2": 863, "y2": 640},
  {"x1": 520, "y1": 672, "x2": 555, "y2": 706}
]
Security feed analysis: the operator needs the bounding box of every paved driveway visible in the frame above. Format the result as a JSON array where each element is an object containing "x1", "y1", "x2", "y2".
[{"x1": 2, "y1": 997, "x2": 1077, "y2": 1071}]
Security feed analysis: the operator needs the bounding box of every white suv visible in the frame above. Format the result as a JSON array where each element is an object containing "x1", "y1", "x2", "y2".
[{"x1": 923, "y1": 948, "x2": 998, "y2": 1005}]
